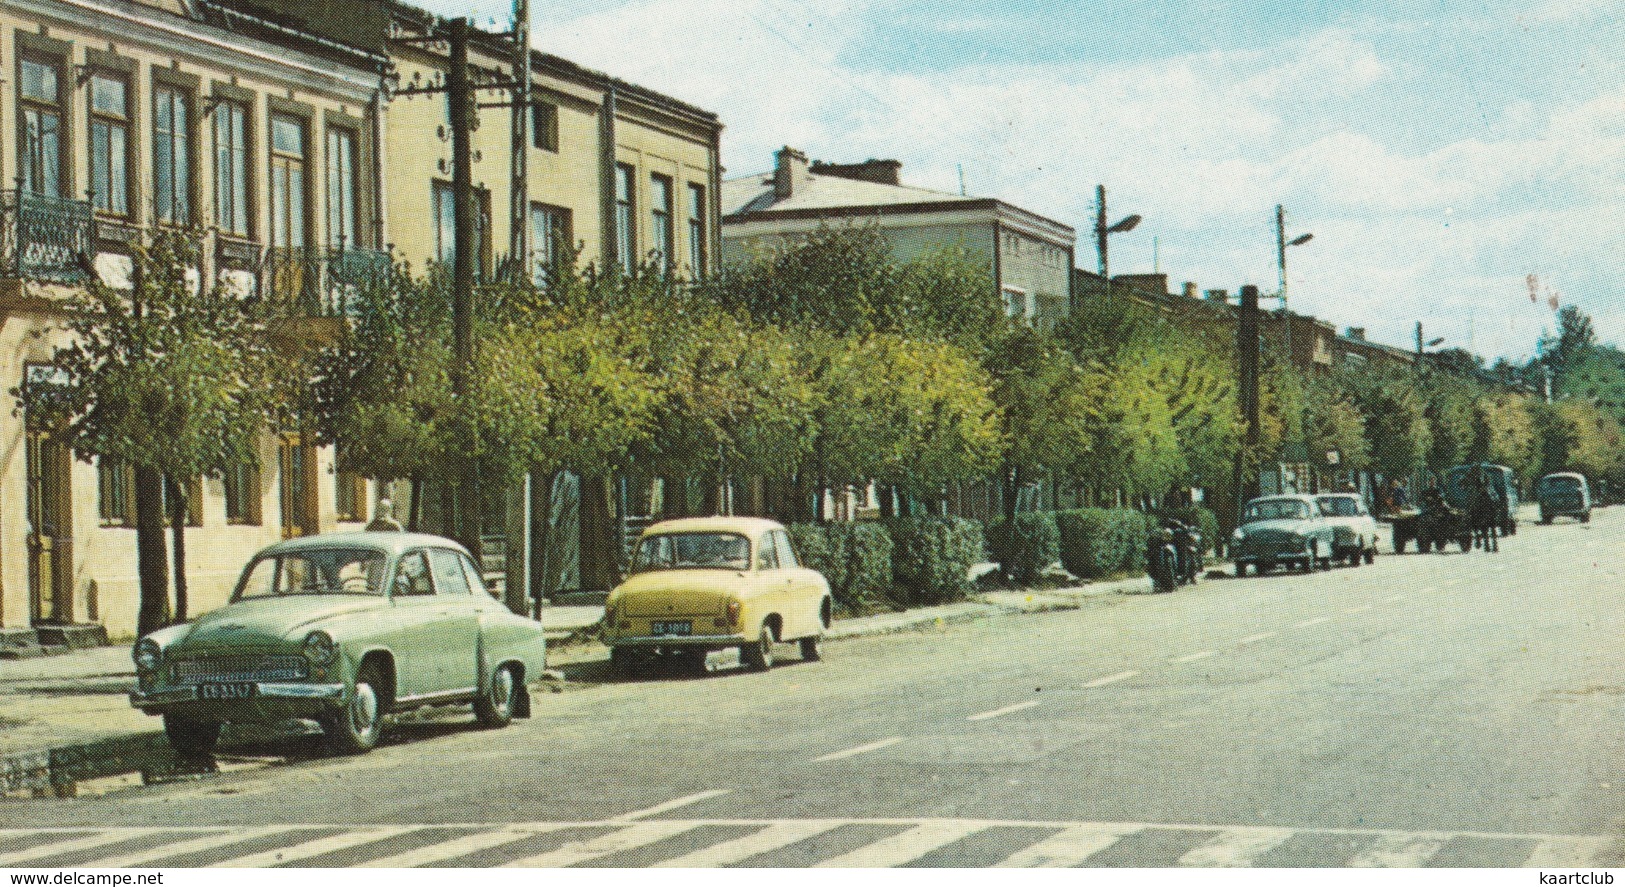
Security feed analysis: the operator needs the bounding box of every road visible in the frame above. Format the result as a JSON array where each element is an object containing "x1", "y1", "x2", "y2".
[{"x1": 4, "y1": 509, "x2": 1624, "y2": 868}]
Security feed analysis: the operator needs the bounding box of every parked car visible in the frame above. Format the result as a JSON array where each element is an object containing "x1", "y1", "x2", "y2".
[
  {"x1": 1538, "y1": 472, "x2": 1592, "y2": 524},
  {"x1": 1230, "y1": 495, "x2": 1337, "y2": 577},
  {"x1": 130, "y1": 533, "x2": 548, "y2": 758},
  {"x1": 1444, "y1": 463, "x2": 1520, "y2": 535},
  {"x1": 1315, "y1": 493, "x2": 1379, "y2": 566},
  {"x1": 604, "y1": 517, "x2": 833, "y2": 674}
]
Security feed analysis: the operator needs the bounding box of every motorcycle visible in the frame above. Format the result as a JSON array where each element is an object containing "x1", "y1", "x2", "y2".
[
  {"x1": 1171, "y1": 521, "x2": 1203, "y2": 586},
  {"x1": 1146, "y1": 524, "x2": 1180, "y2": 593}
]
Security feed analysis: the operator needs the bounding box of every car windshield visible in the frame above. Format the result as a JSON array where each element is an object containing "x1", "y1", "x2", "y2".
[
  {"x1": 1246, "y1": 500, "x2": 1311, "y2": 521},
  {"x1": 1317, "y1": 497, "x2": 1362, "y2": 517},
  {"x1": 632, "y1": 532, "x2": 751, "y2": 572},
  {"x1": 235, "y1": 549, "x2": 389, "y2": 599}
]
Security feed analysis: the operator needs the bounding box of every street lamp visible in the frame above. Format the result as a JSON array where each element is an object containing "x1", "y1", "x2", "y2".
[
  {"x1": 1275, "y1": 204, "x2": 1313, "y2": 364},
  {"x1": 1096, "y1": 184, "x2": 1142, "y2": 299}
]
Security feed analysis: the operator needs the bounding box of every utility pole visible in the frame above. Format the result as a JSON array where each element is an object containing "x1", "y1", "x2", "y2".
[
  {"x1": 1277, "y1": 204, "x2": 1290, "y2": 364},
  {"x1": 1233, "y1": 284, "x2": 1262, "y2": 528},
  {"x1": 509, "y1": 0, "x2": 530, "y2": 279},
  {"x1": 1096, "y1": 184, "x2": 1108, "y2": 281},
  {"x1": 447, "y1": 18, "x2": 480, "y2": 560}
]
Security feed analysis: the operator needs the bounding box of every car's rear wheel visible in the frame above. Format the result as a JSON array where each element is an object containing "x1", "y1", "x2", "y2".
[
  {"x1": 324, "y1": 664, "x2": 384, "y2": 755},
  {"x1": 799, "y1": 635, "x2": 823, "y2": 662},
  {"x1": 1234, "y1": 561, "x2": 1248, "y2": 578},
  {"x1": 1364, "y1": 546, "x2": 1376, "y2": 564},
  {"x1": 163, "y1": 714, "x2": 220, "y2": 759},
  {"x1": 474, "y1": 665, "x2": 516, "y2": 729},
  {"x1": 741, "y1": 621, "x2": 775, "y2": 671}
]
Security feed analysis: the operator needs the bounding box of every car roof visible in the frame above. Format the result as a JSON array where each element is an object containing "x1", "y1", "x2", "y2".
[
  {"x1": 1315, "y1": 493, "x2": 1359, "y2": 499},
  {"x1": 255, "y1": 531, "x2": 471, "y2": 559},
  {"x1": 640, "y1": 516, "x2": 786, "y2": 538},
  {"x1": 1541, "y1": 472, "x2": 1586, "y2": 481},
  {"x1": 1247, "y1": 495, "x2": 1316, "y2": 504}
]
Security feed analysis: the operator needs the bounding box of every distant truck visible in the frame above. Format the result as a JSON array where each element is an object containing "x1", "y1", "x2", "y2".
[
  {"x1": 1537, "y1": 472, "x2": 1591, "y2": 524},
  {"x1": 1444, "y1": 463, "x2": 1519, "y2": 536}
]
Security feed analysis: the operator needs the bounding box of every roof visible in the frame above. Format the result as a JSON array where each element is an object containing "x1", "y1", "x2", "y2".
[
  {"x1": 258, "y1": 531, "x2": 470, "y2": 558},
  {"x1": 1247, "y1": 494, "x2": 1318, "y2": 504},
  {"x1": 722, "y1": 171, "x2": 976, "y2": 217},
  {"x1": 639, "y1": 516, "x2": 786, "y2": 538}
]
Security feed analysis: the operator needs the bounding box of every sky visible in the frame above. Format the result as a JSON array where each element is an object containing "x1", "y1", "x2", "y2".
[{"x1": 417, "y1": 0, "x2": 1623, "y2": 361}]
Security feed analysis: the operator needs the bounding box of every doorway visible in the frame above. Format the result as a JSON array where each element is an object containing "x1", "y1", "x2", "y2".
[{"x1": 26, "y1": 431, "x2": 73, "y2": 624}]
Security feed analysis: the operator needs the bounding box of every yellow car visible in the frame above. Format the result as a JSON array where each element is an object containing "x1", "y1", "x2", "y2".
[{"x1": 604, "y1": 517, "x2": 833, "y2": 673}]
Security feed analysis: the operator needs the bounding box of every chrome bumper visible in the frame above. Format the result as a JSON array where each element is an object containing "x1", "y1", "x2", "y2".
[
  {"x1": 131, "y1": 682, "x2": 346, "y2": 708},
  {"x1": 609, "y1": 633, "x2": 747, "y2": 649}
]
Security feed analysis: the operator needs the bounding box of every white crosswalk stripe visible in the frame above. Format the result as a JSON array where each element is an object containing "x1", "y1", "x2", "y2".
[{"x1": 3, "y1": 819, "x2": 1614, "y2": 868}]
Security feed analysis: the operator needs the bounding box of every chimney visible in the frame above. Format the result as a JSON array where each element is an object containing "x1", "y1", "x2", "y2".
[
  {"x1": 774, "y1": 146, "x2": 809, "y2": 202},
  {"x1": 1204, "y1": 288, "x2": 1229, "y2": 304},
  {"x1": 1345, "y1": 327, "x2": 1365, "y2": 341},
  {"x1": 809, "y1": 158, "x2": 903, "y2": 186},
  {"x1": 1182, "y1": 281, "x2": 1198, "y2": 299}
]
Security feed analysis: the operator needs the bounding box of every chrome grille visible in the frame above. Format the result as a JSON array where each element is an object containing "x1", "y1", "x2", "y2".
[{"x1": 173, "y1": 655, "x2": 307, "y2": 684}]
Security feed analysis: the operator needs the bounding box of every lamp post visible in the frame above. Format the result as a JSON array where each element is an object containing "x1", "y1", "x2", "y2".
[
  {"x1": 1275, "y1": 204, "x2": 1313, "y2": 366},
  {"x1": 1096, "y1": 184, "x2": 1142, "y2": 299}
]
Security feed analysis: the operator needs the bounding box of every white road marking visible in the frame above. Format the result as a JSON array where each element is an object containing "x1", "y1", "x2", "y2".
[
  {"x1": 1492, "y1": 565, "x2": 1507, "y2": 572},
  {"x1": 613, "y1": 789, "x2": 731, "y2": 822},
  {"x1": 0, "y1": 829, "x2": 163, "y2": 865},
  {"x1": 502, "y1": 822, "x2": 699, "y2": 867},
  {"x1": 1237, "y1": 632, "x2": 1276, "y2": 645},
  {"x1": 1343, "y1": 605, "x2": 1373, "y2": 614},
  {"x1": 813, "y1": 821, "x2": 984, "y2": 867},
  {"x1": 994, "y1": 825, "x2": 1134, "y2": 867},
  {"x1": 967, "y1": 700, "x2": 1041, "y2": 721},
  {"x1": 79, "y1": 826, "x2": 293, "y2": 868},
  {"x1": 1347, "y1": 834, "x2": 1445, "y2": 867},
  {"x1": 1294, "y1": 616, "x2": 1332, "y2": 628},
  {"x1": 1417, "y1": 587, "x2": 1437, "y2": 594},
  {"x1": 1523, "y1": 837, "x2": 1613, "y2": 868},
  {"x1": 652, "y1": 820, "x2": 842, "y2": 867},
  {"x1": 1176, "y1": 827, "x2": 1295, "y2": 867},
  {"x1": 1170, "y1": 651, "x2": 1216, "y2": 664},
  {"x1": 1082, "y1": 670, "x2": 1140, "y2": 688},
  {"x1": 211, "y1": 827, "x2": 418, "y2": 868},
  {"x1": 1387, "y1": 594, "x2": 1409, "y2": 602},
  {"x1": 813, "y1": 737, "x2": 905, "y2": 762},
  {"x1": 356, "y1": 828, "x2": 555, "y2": 868}
]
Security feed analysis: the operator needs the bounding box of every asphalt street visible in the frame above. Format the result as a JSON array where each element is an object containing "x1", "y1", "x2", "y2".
[{"x1": 4, "y1": 508, "x2": 1624, "y2": 867}]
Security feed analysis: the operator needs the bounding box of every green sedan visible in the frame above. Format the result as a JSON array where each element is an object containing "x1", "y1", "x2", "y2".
[
  {"x1": 1230, "y1": 495, "x2": 1338, "y2": 577},
  {"x1": 130, "y1": 533, "x2": 548, "y2": 757}
]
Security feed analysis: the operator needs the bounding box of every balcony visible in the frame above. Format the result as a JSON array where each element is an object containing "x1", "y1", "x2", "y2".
[
  {"x1": 262, "y1": 246, "x2": 392, "y2": 317},
  {"x1": 0, "y1": 191, "x2": 94, "y2": 284}
]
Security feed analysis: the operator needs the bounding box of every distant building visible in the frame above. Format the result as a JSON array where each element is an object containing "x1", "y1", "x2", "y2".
[{"x1": 722, "y1": 147, "x2": 1075, "y2": 327}]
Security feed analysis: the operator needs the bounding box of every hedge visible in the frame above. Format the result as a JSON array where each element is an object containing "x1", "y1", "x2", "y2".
[
  {"x1": 886, "y1": 516, "x2": 984, "y2": 605},
  {"x1": 1055, "y1": 508, "x2": 1150, "y2": 579},
  {"x1": 987, "y1": 511, "x2": 1060, "y2": 585},
  {"x1": 1153, "y1": 505, "x2": 1219, "y2": 556},
  {"x1": 787, "y1": 522, "x2": 893, "y2": 611}
]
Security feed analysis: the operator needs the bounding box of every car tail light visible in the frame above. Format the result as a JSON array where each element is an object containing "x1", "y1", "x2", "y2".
[{"x1": 726, "y1": 600, "x2": 741, "y2": 627}]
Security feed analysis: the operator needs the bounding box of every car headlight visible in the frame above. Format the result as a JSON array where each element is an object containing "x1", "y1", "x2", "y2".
[
  {"x1": 303, "y1": 630, "x2": 337, "y2": 666},
  {"x1": 1231, "y1": 528, "x2": 1245, "y2": 542},
  {"x1": 134, "y1": 638, "x2": 161, "y2": 673}
]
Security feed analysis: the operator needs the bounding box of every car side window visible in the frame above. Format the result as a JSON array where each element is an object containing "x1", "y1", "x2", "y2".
[
  {"x1": 393, "y1": 551, "x2": 434, "y2": 597},
  {"x1": 756, "y1": 532, "x2": 779, "y2": 571},
  {"x1": 427, "y1": 548, "x2": 471, "y2": 595},
  {"x1": 774, "y1": 530, "x2": 799, "y2": 568},
  {"x1": 459, "y1": 553, "x2": 494, "y2": 598}
]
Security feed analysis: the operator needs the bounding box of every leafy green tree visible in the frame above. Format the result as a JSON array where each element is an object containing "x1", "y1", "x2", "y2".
[
  {"x1": 1336, "y1": 363, "x2": 1431, "y2": 479},
  {"x1": 1303, "y1": 377, "x2": 1369, "y2": 476},
  {"x1": 1541, "y1": 305, "x2": 1598, "y2": 390},
  {"x1": 1472, "y1": 393, "x2": 1539, "y2": 484},
  {"x1": 1423, "y1": 373, "x2": 1480, "y2": 472}
]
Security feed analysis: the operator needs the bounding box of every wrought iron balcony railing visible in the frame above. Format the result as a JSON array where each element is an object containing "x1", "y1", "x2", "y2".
[
  {"x1": 0, "y1": 190, "x2": 94, "y2": 283},
  {"x1": 263, "y1": 246, "x2": 392, "y2": 316}
]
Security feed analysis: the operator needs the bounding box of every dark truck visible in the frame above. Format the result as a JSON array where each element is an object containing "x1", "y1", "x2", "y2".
[{"x1": 1444, "y1": 463, "x2": 1519, "y2": 536}]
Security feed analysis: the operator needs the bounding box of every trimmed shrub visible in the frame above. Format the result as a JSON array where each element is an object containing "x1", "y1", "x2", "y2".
[
  {"x1": 1154, "y1": 505, "x2": 1219, "y2": 556},
  {"x1": 886, "y1": 516, "x2": 984, "y2": 605},
  {"x1": 987, "y1": 511, "x2": 1060, "y2": 585},
  {"x1": 1056, "y1": 508, "x2": 1151, "y2": 579},
  {"x1": 787, "y1": 521, "x2": 893, "y2": 611}
]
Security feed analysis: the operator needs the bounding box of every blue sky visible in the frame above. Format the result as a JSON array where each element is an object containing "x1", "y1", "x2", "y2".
[{"x1": 418, "y1": 0, "x2": 1623, "y2": 360}]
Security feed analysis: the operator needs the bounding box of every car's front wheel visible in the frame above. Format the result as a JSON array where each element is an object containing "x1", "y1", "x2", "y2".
[
  {"x1": 474, "y1": 665, "x2": 517, "y2": 729},
  {"x1": 324, "y1": 665, "x2": 384, "y2": 755},
  {"x1": 742, "y1": 621, "x2": 775, "y2": 671},
  {"x1": 163, "y1": 714, "x2": 220, "y2": 759}
]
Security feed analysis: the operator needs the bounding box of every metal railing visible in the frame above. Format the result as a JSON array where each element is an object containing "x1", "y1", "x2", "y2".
[
  {"x1": 0, "y1": 190, "x2": 94, "y2": 283},
  {"x1": 262, "y1": 245, "x2": 392, "y2": 316}
]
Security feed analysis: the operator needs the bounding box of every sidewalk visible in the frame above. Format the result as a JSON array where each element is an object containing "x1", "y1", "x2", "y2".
[{"x1": 0, "y1": 574, "x2": 1149, "y2": 794}]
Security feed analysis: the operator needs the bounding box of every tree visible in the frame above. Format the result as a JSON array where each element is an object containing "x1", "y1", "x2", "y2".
[
  {"x1": 16, "y1": 233, "x2": 285, "y2": 635},
  {"x1": 1472, "y1": 393, "x2": 1539, "y2": 484},
  {"x1": 1540, "y1": 305, "x2": 1597, "y2": 390},
  {"x1": 1335, "y1": 363, "x2": 1431, "y2": 479}
]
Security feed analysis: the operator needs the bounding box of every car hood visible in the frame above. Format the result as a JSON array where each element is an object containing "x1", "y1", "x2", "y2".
[
  {"x1": 175, "y1": 595, "x2": 387, "y2": 651},
  {"x1": 1238, "y1": 519, "x2": 1313, "y2": 538},
  {"x1": 611, "y1": 569, "x2": 746, "y2": 618}
]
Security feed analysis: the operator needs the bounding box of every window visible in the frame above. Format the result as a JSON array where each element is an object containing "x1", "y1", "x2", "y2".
[
  {"x1": 614, "y1": 163, "x2": 635, "y2": 269},
  {"x1": 773, "y1": 530, "x2": 799, "y2": 569},
  {"x1": 88, "y1": 74, "x2": 130, "y2": 216},
  {"x1": 163, "y1": 476, "x2": 203, "y2": 527},
  {"x1": 98, "y1": 458, "x2": 134, "y2": 526},
  {"x1": 278, "y1": 438, "x2": 311, "y2": 537},
  {"x1": 237, "y1": 549, "x2": 388, "y2": 599},
  {"x1": 432, "y1": 181, "x2": 488, "y2": 275},
  {"x1": 1003, "y1": 287, "x2": 1030, "y2": 320},
  {"x1": 650, "y1": 174, "x2": 673, "y2": 272},
  {"x1": 213, "y1": 101, "x2": 250, "y2": 236},
  {"x1": 427, "y1": 549, "x2": 471, "y2": 595},
  {"x1": 530, "y1": 100, "x2": 557, "y2": 152},
  {"x1": 325, "y1": 128, "x2": 359, "y2": 249},
  {"x1": 269, "y1": 115, "x2": 307, "y2": 249},
  {"x1": 18, "y1": 57, "x2": 65, "y2": 196},
  {"x1": 335, "y1": 471, "x2": 366, "y2": 522},
  {"x1": 223, "y1": 460, "x2": 261, "y2": 525},
  {"x1": 459, "y1": 553, "x2": 492, "y2": 597},
  {"x1": 153, "y1": 85, "x2": 191, "y2": 225},
  {"x1": 529, "y1": 203, "x2": 570, "y2": 289},
  {"x1": 687, "y1": 183, "x2": 706, "y2": 277},
  {"x1": 393, "y1": 551, "x2": 433, "y2": 596},
  {"x1": 756, "y1": 532, "x2": 779, "y2": 571}
]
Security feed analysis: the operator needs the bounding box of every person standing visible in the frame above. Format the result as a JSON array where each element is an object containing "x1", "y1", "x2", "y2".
[{"x1": 366, "y1": 498, "x2": 404, "y2": 532}]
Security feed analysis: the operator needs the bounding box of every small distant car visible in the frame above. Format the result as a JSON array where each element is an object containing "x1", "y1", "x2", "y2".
[
  {"x1": 130, "y1": 533, "x2": 548, "y2": 757},
  {"x1": 1538, "y1": 472, "x2": 1592, "y2": 524},
  {"x1": 1315, "y1": 493, "x2": 1379, "y2": 566},
  {"x1": 604, "y1": 517, "x2": 833, "y2": 674},
  {"x1": 1230, "y1": 495, "x2": 1337, "y2": 577}
]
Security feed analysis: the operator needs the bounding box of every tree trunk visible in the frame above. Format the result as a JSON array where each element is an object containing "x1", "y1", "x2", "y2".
[
  {"x1": 134, "y1": 465, "x2": 170, "y2": 636},
  {"x1": 879, "y1": 485, "x2": 896, "y2": 519},
  {"x1": 167, "y1": 475, "x2": 188, "y2": 622},
  {"x1": 578, "y1": 474, "x2": 619, "y2": 592},
  {"x1": 407, "y1": 475, "x2": 423, "y2": 532},
  {"x1": 662, "y1": 475, "x2": 688, "y2": 518}
]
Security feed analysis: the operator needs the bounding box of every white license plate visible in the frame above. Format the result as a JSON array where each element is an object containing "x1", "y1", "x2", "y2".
[
  {"x1": 198, "y1": 682, "x2": 256, "y2": 700},
  {"x1": 650, "y1": 620, "x2": 692, "y2": 637}
]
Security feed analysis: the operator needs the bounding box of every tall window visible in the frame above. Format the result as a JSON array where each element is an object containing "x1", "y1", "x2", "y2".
[
  {"x1": 223, "y1": 460, "x2": 261, "y2": 525},
  {"x1": 98, "y1": 458, "x2": 134, "y2": 526},
  {"x1": 529, "y1": 203, "x2": 570, "y2": 289},
  {"x1": 687, "y1": 183, "x2": 707, "y2": 277},
  {"x1": 213, "y1": 101, "x2": 250, "y2": 236},
  {"x1": 88, "y1": 74, "x2": 130, "y2": 216},
  {"x1": 614, "y1": 163, "x2": 635, "y2": 269},
  {"x1": 325, "y1": 128, "x2": 359, "y2": 249},
  {"x1": 531, "y1": 101, "x2": 558, "y2": 152},
  {"x1": 335, "y1": 471, "x2": 366, "y2": 523},
  {"x1": 18, "y1": 57, "x2": 65, "y2": 196},
  {"x1": 649, "y1": 174, "x2": 673, "y2": 272},
  {"x1": 269, "y1": 115, "x2": 307, "y2": 249},
  {"x1": 153, "y1": 85, "x2": 191, "y2": 225},
  {"x1": 433, "y1": 182, "x2": 489, "y2": 275}
]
